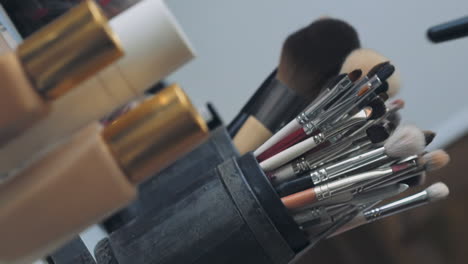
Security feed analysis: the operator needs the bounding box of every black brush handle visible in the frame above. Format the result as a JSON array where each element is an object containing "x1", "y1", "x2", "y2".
[
  {"x1": 228, "y1": 69, "x2": 278, "y2": 136},
  {"x1": 428, "y1": 16, "x2": 468, "y2": 43},
  {"x1": 276, "y1": 175, "x2": 314, "y2": 197}
]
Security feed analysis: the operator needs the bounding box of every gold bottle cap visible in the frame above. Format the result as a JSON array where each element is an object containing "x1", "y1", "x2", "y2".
[
  {"x1": 17, "y1": 0, "x2": 123, "y2": 100},
  {"x1": 102, "y1": 84, "x2": 209, "y2": 184}
]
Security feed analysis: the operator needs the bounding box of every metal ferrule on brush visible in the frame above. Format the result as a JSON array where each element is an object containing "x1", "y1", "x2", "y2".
[
  {"x1": 315, "y1": 168, "x2": 393, "y2": 201},
  {"x1": 310, "y1": 147, "x2": 386, "y2": 185},
  {"x1": 363, "y1": 191, "x2": 430, "y2": 222},
  {"x1": 296, "y1": 75, "x2": 354, "y2": 125}
]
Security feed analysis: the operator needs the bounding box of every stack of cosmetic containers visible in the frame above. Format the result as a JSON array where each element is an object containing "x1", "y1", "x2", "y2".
[{"x1": 0, "y1": 1, "x2": 458, "y2": 264}]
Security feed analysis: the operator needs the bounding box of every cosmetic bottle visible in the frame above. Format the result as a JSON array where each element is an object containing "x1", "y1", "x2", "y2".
[
  {"x1": 0, "y1": 0, "x2": 122, "y2": 146},
  {"x1": 0, "y1": 84, "x2": 208, "y2": 264},
  {"x1": 0, "y1": 0, "x2": 195, "y2": 177}
]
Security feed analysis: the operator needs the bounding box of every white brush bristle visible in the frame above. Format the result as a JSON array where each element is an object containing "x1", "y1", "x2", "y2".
[
  {"x1": 384, "y1": 125, "x2": 425, "y2": 157},
  {"x1": 422, "y1": 150, "x2": 450, "y2": 171},
  {"x1": 340, "y1": 48, "x2": 401, "y2": 97},
  {"x1": 426, "y1": 182, "x2": 449, "y2": 201},
  {"x1": 399, "y1": 184, "x2": 410, "y2": 193}
]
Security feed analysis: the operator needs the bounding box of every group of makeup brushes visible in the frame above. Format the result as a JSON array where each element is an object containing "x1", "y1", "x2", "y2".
[{"x1": 228, "y1": 18, "x2": 450, "y2": 245}]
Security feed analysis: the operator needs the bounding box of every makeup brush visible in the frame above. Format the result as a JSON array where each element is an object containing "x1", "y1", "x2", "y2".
[
  {"x1": 427, "y1": 16, "x2": 468, "y2": 43},
  {"x1": 232, "y1": 18, "x2": 360, "y2": 154},
  {"x1": 259, "y1": 106, "x2": 374, "y2": 171},
  {"x1": 255, "y1": 48, "x2": 402, "y2": 158},
  {"x1": 270, "y1": 110, "x2": 389, "y2": 185},
  {"x1": 253, "y1": 71, "x2": 361, "y2": 158},
  {"x1": 365, "y1": 150, "x2": 450, "y2": 190},
  {"x1": 330, "y1": 182, "x2": 449, "y2": 237},
  {"x1": 257, "y1": 62, "x2": 394, "y2": 163},
  {"x1": 273, "y1": 124, "x2": 426, "y2": 200},
  {"x1": 281, "y1": 157, "x2": 425, "y2": 210},
  {"x1": 340, "y1": 48, "x2": 401, "y2": 97}
]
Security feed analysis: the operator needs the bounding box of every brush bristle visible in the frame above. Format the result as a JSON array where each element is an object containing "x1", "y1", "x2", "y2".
[
  {"x1": 384, "y1": 125, "x2": 426, "y2": 157},
  {"x1": 378, "y1": 92, "x2": 389, "y2": 102},
  {"x1": 278, "y1": 18, "x2": 360, "y2": 102},
  {"x1": 376, "y1": 63, "x2": 395, "y2": 81},
  {"x1": 367, "y1": 61, "x2": 390, "y2": 77},
  {"x1": 366, "y1": 125, "x2": 390, "y2": 143},
  {"x1": 375, "y1": 82, "x2": 389, "y2": 95},
  {"x1": 423, "y1": 131, "x2": 437, "y2": 146},
  {"x1": 340, "y1": 49, "x2": 401, "y2": 97},
  {"x1": 389, "y1": 99, "x2": 405, "y2": 110},
  {"x1": 422, "y1": 150, "x2": 450, "y2": 171},
  {"x1": 426, "y1": 182, "x2": 450, "y2": 201},
  {"x1": 367, "y1": 98, "x2": 386, "y2": 120},
  {"x1": 348, "y1": 69, "x2": 362, "y2": 82}
]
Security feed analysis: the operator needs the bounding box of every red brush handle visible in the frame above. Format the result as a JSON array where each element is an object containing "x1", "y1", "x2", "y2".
[{"x1": 257, "y1": 128, "x2": 308, "y2": 162}]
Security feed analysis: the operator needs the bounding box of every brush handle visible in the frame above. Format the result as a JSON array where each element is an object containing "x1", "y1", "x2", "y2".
[
  {"x1": 281, "y1": 188, "x2": 317, "y2": 210},
  {"x1": 276, "y1": 175, "x2": 314, "y2": 197},
  {"x1": 427, "y1": 16, "x2": 468, "y2": 43},
  {"x1": 228, "y1": 69, "x2": 277, "y2": 136},
  {"x1": 254, "y1": 119, "x2": 301, "y2": 157},
  {"x1": 257, "y1": 128, "x2": 309, "y2": 162},
  {"x1": 260, "y1": 133, "x2": 326, "y2": 171}
]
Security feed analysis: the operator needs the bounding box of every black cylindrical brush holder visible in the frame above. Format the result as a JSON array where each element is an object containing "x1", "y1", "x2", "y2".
[
  {"x1": 102, "y1": 127, "x2": 238, "y2": 233},
  {"x1": 95, "y1": 154, "x2": 309, "y2": 264}
]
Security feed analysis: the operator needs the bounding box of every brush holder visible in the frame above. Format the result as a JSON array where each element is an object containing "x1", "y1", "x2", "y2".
[
  {"x1": 47, "y1": 237, "x2": 95, "y2": 264},
  {"x1": 94, "y1": 138, "x2": 310, "y2": 263},
  {"x1": 102, "y1": 127, "x2": 238, "y2": 233}
]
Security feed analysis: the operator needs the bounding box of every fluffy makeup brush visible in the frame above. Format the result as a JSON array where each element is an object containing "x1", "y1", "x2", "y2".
[
  {"x1": 340, "y1": 48, "x2": 401, "y2": 97},
  {"x1": 232, "y1": 18, "x2": 360, "y2": 154},
  {"x1": 330, "y1": 182, "x2": 449, "y2": 237}
]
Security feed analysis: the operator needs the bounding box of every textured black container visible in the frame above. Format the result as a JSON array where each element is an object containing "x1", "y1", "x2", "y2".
[
  {"x1": 102, "y1": 127, "x2": 238, "y2": 233},
  {"x1": 47, "y1": 237, "x2": 95, "y2": 264},
  {"x1": 95, "y1": 153, "x2": 309, "y2": 264}
]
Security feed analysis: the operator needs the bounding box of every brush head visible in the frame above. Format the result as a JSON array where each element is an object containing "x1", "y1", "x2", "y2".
[
  {"x1": 376, "y1": 63, "x2": 395, "y2": 82},
  {"x1": 423, "y1": 130, "x2": 437, "y2": 146},
  {"x1": 388, "y1": 99, "x2": 405, "y2": 110},
  {"x1": 378, "y1": 92, "x2": 389, "y2": 102},
  {"x1": 340, "y1": 49, "x2": 401, "y2": 97},
  {"x1": 367, "y1": 98, "x2": 386, "y2": 120},
  {"x1": 279, "y1": 18, "x2": 360, "y2": 102},
  {"x1": 426, "y1": 182, "x2": 450, "y2": 201},
  {"x1": 366, "y1": 124, "x2": 390, "y2": 143},
  {"x1": 375, "y1": 81, "x2": 389, "y2": 95},
  {"x1": 348, "y1": 69, "x2": 363, "y2": 82},
  {"x1": 422, "y1": 150, "x2": 450, "y2": 171},
  {"x1": 384, "y1": 125, "x2": 426, "y2": 158}
]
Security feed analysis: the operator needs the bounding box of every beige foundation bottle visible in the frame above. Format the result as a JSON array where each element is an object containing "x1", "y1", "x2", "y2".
[
  {"x1": 0, "y1": 84, "x2": 208, "y2": 263},
  {"x1": 0, "y1": 0, "x2": 122, "y2": 146}
]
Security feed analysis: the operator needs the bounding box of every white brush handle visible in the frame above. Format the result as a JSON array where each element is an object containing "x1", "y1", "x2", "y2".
[
  {"x1": 254, "y1": 119, "x2": 301, "y2": 157},
  {"x1": 260, "y1": 135, "x2": 322, "y2": 171}
]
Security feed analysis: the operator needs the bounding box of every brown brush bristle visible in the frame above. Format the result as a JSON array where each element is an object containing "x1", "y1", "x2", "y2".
[
  {"x1": 358, "y1": 85, "x2": 370, "y2": 96},
  {"x1": 348, "y1": 69, "x2": 362, "y2": 82},
  {"x1": 278, "y1": 18, "x2": 360, "y2": 102}
]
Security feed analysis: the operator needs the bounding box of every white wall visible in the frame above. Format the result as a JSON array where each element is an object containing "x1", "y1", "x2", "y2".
[{"x1": 166, "y1": 0, "x2": 468, "y2": 149}]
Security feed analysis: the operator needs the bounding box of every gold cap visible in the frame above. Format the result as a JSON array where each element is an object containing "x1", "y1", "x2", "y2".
[
  {"x1": 102, "y1": 84, "x2": 209, "y2": 184},
  {"x1": 17, "y1": 0, "x2": 123, "y2": 100}
]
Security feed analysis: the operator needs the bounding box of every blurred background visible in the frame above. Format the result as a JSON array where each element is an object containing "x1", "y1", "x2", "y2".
[{"x1": 165, "y1": 0, "x2": 468, "y2": 263}]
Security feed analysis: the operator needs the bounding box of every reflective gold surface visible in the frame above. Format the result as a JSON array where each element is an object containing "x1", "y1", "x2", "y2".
[
  {"x1": 17, "y1": 0, "x2": 123, "y2": 100},
  {"x1": 102, "y1": 84, "x2": 209, "y2": 184}
]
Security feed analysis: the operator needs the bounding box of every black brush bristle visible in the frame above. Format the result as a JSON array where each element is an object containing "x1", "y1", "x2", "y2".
[
  {"x1": 375, "y1": 81, "x2": 389, "y2": 95},
  {"x1": 366, "y1": 124, "x2": 390, "y2": 143},
  {"x1": 386, "y1": 112, "x2": 401, "y2": 127},
  {"x1": 424, "y1": 131, "x2": 437, "y2": 146},
  {"x1": 367, "y1": 61, "x2": 390, "y2": 78},
  {"x1": 376, "y1": 63, "x2": 395, "y2": 81},
  {"x1": 378, "y1": 92, "x2": 389, "y2": 102},
  {"x1": 367, "y1": 98, "x2": 386, "y2": 120}
]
